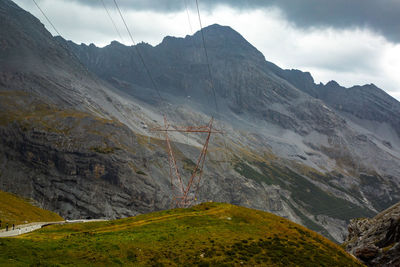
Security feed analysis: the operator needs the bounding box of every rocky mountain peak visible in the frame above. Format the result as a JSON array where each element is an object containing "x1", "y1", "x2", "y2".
[
  {"x1": 109, "y1": 40, "x2": 122, "y2": 46},
  {"x1": 195, "y1": 23, "x2": 245, "y2": 42},
  {"x1": 325, "y1": 80, "x2": 341, "y2": 87},
  {"x1": 159, "y1": 23, "x2": 265, "y2": 61}
]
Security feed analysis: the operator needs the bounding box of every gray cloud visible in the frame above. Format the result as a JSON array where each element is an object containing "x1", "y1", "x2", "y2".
[{"x1": 69, "y1": 0, "x2": 400, "y2": 43}]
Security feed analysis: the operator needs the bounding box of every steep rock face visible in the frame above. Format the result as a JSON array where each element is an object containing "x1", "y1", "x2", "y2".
[
  {"x1": 280, "y1": 68, "x2": 400, "y2": 142},
  {"x1": 318, "y1": 82, "x2": 400, "y2": 123},
  {"x1": 0, "y1": 92, "x2": 170, "y2": 218},
  {"x1": 317, "y1": 82, "x2": 400, "y2": 143},
  {"x1": 345, "y1": 202, "x2": 400, "y2": 266}
]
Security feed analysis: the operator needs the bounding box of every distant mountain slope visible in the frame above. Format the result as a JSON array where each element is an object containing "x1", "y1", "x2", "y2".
[
  {"x1": 316, "y1": 82, "x2": 400, "y2": 141},
  {"x1": 0, "y1": 190, "x2": 63, "y2": 227},
  {"x1": 0, "y1": 202, "x2": 362, "y2": 266},
  {"x1": 63, "y1": 22, "x2": 400, "y2": 211},
  {"x1": 62, "y1": 25, "x2": 346, "y2": 137},
  {"x1": 61, "y1": 23, "x2": 400, "y2": 145},
  {"x1": 274, "y1": 68, "x2": 400, "y2": 144}
]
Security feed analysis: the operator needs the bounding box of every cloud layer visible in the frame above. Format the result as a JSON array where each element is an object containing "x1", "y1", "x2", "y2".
[{"x1": 66, "y1": 0, "x2": 400, "y2": 43}]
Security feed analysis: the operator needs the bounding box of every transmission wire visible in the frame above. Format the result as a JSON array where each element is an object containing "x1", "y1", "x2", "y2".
[
  {"x1": 32, "y1": 0, "x2": 61, "y2": 37},
  {"x1": 112, "y1": 0, "x2": 164, "y2": 105},
  {"x1": 100, "y1": 0, "x2": 125, "y2": 43},
  {"x1": 184, "y1": 0, "x2": 193, "y2": 34},
  {"x1": 32, "y1": 0, "x2": 93, "y2": 74},
  {"x1": 194, "y1": 0, "x2": 230, "y2": 169},
  {"x1": 195, "y1": 0, "x2": 219, "y2": 115}
]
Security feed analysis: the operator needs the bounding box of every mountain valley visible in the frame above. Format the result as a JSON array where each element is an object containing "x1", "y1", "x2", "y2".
[{"x1": 1, "y1": 0, "x2": 400, "y2": 245}]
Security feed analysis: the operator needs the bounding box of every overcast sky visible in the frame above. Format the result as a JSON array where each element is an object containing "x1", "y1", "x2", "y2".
[{"x1": 15, "y1": 0, "x2": 400, "y2": 100}]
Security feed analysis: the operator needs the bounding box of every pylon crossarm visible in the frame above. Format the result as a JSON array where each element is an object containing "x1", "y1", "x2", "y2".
[
  {"x1": 151, "y1": 129, "x2": 222, "y2": 134},
  {"x1": 150, "y1": 119, "x2": 222, "y2": 134}
]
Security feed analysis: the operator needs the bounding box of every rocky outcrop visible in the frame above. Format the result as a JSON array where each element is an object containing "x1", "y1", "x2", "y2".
[{"x1": 345, "y1": 202, "x2": 400, "y2": 266}]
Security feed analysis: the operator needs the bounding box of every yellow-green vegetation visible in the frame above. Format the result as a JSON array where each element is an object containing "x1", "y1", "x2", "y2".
[
  {"x1": 0, "y1": 90, "x2": 121, "y2": 134},
  {"x1": 183, "y1": 158, "x2": 197, "y2": 172},
  {"x1": 0, "y1": 90, "x2": 128, "y2": 155},
  {"x1": 90, "y1": 146, "x2": 121, "y2": 154},
  {"x1": 0, "y1": 203, "x2": 362, "y2": 266},
  {"x1": 0, "y1": 190, "x2": 63, "y2": 228}
]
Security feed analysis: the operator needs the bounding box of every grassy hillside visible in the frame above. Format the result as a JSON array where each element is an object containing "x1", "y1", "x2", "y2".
[
  {"x1": 0, "y1": 203, "x2": 362, "y2": 266},
  {"x1": 0, "y1": 190, "x2": 63, "y2": 228}
]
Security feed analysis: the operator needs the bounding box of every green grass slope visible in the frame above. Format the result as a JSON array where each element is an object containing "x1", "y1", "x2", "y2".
[
  {"x1": 0, "y1": 190, "x2": 63, "y2": 228},
  {"x1": 0, "y1": 203, "x2": 362, "y2": 266}
]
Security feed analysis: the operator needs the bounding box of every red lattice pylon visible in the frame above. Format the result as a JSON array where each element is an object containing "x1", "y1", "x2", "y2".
[{"x1": 150, "y1": 115, "x2": 222, "y2": 208}]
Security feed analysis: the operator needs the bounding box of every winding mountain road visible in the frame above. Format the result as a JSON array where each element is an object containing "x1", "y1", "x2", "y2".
[{"x1": 0, "y1": 219, "x2": 107, "y2": 237}]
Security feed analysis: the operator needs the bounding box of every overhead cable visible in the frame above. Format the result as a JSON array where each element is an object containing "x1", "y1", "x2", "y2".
[
  {"x1": 32, "y1": 0, "x2": 83, "y2": 64},
  {"x1": 184, "y1": 0, "x2": 193, "y2": 34},
  {"x1": 112, "y1": 0, "x2": 164, "y2": 103},
  {"x1": 100, "y1": 0, "x2": 125, "y2": 43},
  {"x1": 195, "y1": 0, "x2": 219, "y2": 115},
  {"x1": 32, "y1": 0, "x2": 61, "y2": 37},
  {"x1": 195, "y1": 0, "x2": 230, "y2": 169}
]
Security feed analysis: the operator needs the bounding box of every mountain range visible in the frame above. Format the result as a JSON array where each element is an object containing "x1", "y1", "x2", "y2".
[{"x1": 1, "y1": 0, "x2": 400, "y2": 243}]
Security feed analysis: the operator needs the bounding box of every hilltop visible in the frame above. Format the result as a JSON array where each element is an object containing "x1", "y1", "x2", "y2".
[
  {"x1": 0, "y1": 202, "x2": 362, "y2": 266},
  {"x1": 0, "y1": 190, "x2": 63, "y2": 228}
]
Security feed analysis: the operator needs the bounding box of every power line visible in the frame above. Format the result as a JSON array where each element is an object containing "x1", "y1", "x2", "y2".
[
  {"x1": 194, "y1": 0, "x2": 231, "y2": 171},
  {"x1": 112, "y1": 0, "x2": 164, "y2": 104},
  {"x1": 195, "y1": 0, "x2": 219, "y2": 115},
  {"x1": 32, "y1": 0, "x2": 61, "y2": 37},
  {"x1": 31, "y1": 0, "x2": 82, "y2": 64},
  {"x1": 183, "y1": 0, "x2": 193, "y2": 35},
  {"x1": 179, "y1": 0, "x2": 196, "y2": 105},
  {"x1": 100, "y1": 0, "x2": 125, "y2": 43}
]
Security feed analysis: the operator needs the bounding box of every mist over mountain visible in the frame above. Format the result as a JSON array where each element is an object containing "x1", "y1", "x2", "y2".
[{"x1": 1, "y1": 0, "x2": 400, "y2": 243}]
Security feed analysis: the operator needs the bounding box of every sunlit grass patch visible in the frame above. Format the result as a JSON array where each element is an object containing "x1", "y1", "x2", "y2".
[{"x1": 0, "y1": 202, "x2": 363, "y2": 266}]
